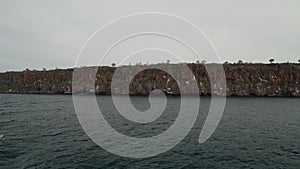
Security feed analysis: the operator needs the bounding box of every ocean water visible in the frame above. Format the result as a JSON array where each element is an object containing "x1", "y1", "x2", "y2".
[{"x1": 0, "y1": 94, "x2": 299, "y2": 168}]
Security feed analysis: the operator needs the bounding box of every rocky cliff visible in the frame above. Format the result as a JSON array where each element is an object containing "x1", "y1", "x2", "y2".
[{"x1": 0, "y1": 63, "x2": 299, "y2": 96}]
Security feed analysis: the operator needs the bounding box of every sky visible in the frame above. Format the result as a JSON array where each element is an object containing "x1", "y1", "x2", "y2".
[{"x1": 0, "y1": 0, "x2": 300, "y2": 72}]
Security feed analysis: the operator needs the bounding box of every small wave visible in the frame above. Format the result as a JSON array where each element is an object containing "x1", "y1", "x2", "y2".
[{"x1": 0, "y1": 119, "x2": 15, "y2": 123}]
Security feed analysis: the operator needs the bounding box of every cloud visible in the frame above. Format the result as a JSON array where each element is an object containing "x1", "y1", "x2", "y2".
[{"x1": 0, "y1": 0, "x2": 299, "y2": 71}]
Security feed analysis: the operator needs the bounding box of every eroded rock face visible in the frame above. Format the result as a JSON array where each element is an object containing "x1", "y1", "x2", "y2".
[{"x1": 0, "y1": 63, "x2": 299, "y2": 96}]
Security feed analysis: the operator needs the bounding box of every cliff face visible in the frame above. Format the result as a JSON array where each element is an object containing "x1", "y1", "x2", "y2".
[{"x1": 0, "y1": 63, "x2": 299, "y2": 96}]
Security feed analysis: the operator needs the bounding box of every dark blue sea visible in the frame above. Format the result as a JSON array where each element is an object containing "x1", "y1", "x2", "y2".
[{"x1": 0, "y1": 94, "x2": 299, "y2": 168}]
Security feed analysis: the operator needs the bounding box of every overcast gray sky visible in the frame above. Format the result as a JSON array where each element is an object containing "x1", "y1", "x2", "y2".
[{"x1": 1, "y1": 0, "x2": 299, "y2": 72}]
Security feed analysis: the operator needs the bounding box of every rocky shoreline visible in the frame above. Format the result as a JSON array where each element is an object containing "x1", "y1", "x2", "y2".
[{"x1": 0, "y1": 63, "x2": 299, "y2": 97}]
